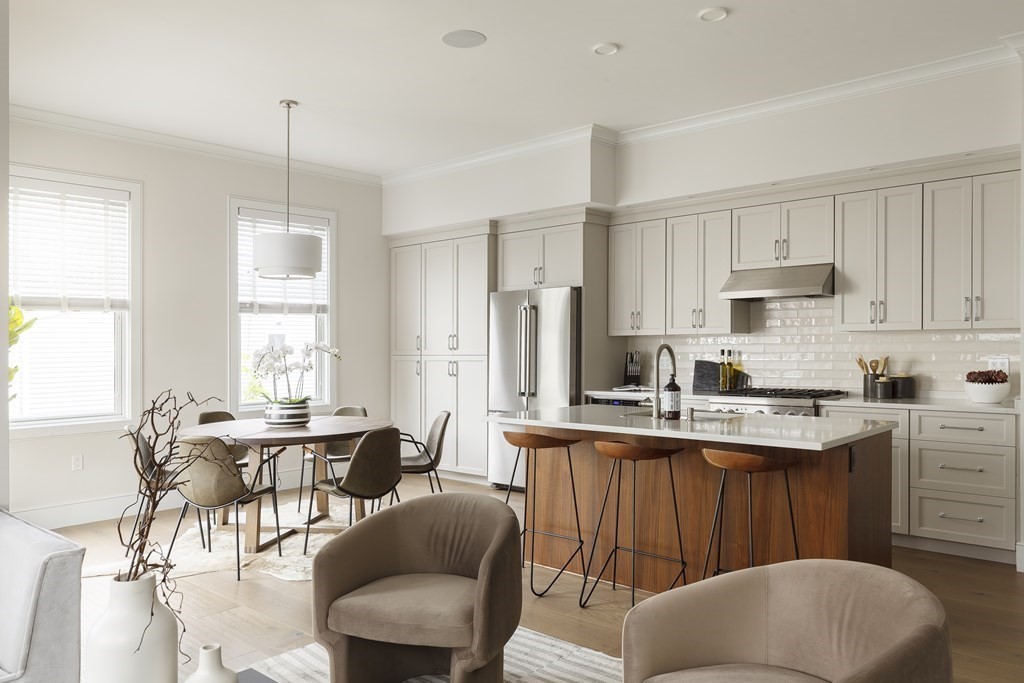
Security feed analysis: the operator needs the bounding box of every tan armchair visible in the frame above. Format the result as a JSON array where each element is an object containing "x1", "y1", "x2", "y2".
[
  {"x1": 312, "y1": 492, "x2": 522, "y2": 683},
  {"x1": 623, "y1": 559, "x2": 951, "y2": 683}
]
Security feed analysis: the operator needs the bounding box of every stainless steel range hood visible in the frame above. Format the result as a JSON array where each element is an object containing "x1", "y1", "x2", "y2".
[{"x1": 719, "y1": 263, "x2": 834, "y2": 301}]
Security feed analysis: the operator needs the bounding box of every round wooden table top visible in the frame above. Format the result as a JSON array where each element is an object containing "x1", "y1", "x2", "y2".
[{"x1": 178, "y1": 415, "x2": 394, "y2": 447}]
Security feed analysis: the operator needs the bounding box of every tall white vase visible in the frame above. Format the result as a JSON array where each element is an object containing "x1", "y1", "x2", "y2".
[
  {"x1": 84, "y1": 571, "x2": 177, "y2": 683},
  {"x1": 185, "y1": 644, "x2": 239, "y2": 683}
]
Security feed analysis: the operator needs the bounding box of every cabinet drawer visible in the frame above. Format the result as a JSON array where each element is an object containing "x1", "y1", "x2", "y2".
[
  {"x1": 819, "y1": 405, "x2": 909, "y2": 439},
  {"x1": 910, "y1": 488, "x2": 1015, "y2": 550},
  {"x1": 910, "y1": 442, "x2": 1015, "y2": 498},
  {"x1": 911, "y1": 410, "x2": 1016, "y2": 447}
]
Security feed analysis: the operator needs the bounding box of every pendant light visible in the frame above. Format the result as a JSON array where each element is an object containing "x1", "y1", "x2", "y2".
[{"x1": 252, "y1": 99, "x2": 323, "y2": 280}]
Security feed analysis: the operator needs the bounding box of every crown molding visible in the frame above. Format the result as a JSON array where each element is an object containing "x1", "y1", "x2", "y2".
[
  {"x1": 9, "y1": 105, "x2": 382, "y2": 187},
  {"x1": 1003, "y1": 32, "x2": 1024, "y2": 58},
  {"x1": 382, "y1": 125, "x2": 612, "y2": 187},
  {"x1": 386, "y1": 219, "x2": 497, "y2": 247},
  {"x1": 619, "y1": 45, "x2": 1019, "y2": 146},
  {"x1": 497, "y1": 205, "x2": 611, "y2": 233}
]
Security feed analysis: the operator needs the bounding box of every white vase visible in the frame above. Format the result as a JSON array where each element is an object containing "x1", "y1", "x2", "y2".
[
  {"x1": 264, "y1": 400, "x2": 312, "y2": 427},
  {"x1": 83, "y1": 572, "x2": 177, "y2": 683},
  {"x1": 964, "y1": 381, "x2": 1011, "y2": 404},
  {"x1": 184, "y1": 644, "x2": 238, "y2": 683}
]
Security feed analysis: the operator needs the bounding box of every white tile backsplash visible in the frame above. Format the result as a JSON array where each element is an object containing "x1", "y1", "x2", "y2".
[{"x1": 630, "y1": 298, "x2": 1021, "y2": 395}]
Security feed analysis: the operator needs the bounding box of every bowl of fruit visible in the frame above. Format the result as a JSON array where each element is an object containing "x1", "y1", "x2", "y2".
[{"x1": 964, "y1": 369, "x2": 1011, "y2": 404}]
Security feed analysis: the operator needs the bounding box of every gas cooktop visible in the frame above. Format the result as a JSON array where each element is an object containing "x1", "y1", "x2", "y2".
[
  {"x1": 707, "y1": 388, "x2": 847, "y2": 416},
  {"x1": 716, "y1": 388, "x2": 846, "y2": 400}
]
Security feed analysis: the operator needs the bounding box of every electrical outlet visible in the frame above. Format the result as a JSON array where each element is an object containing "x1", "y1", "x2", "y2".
[
  {"x1": 987, "y1": 356, "x2": 1010, "y2": 374},
  {"x1": 71, "y1": 454, "x2": 84, "y2": 471}
]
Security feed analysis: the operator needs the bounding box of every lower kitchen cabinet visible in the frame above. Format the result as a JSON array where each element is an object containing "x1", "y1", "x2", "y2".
[
  {"x1": 910, "y1": 488, "x2": 1015, "y2": 550},
  {"x1": 391, "y1": 356, "x2": 423, "y2": 443},
  {"x1": 422, "y1": 356, "x2": 488, "y2": 476}
]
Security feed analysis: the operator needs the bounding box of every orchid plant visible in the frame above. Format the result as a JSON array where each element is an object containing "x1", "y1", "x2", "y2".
[{"x1": 251, "y1": 339, "x2": 342, "y2": 404}]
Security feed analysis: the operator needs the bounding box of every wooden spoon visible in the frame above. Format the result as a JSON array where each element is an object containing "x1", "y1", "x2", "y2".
[
  {"x1": 856, "y1": 355, "x2": 869, "y2": 374},
  {"x1": 868, "y1": 359, "x2": 879, "y2": 374},
  {"x1": 879, "y1": 356, "x2": 889, "y2": 375}
]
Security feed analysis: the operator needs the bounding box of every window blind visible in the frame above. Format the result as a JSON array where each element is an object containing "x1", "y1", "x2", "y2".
[{"x1": 236, "y1": 206, "x2": 330, "y2": 315}]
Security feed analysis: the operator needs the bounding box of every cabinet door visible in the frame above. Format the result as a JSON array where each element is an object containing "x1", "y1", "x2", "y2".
[
  {"x1": 666, "y1": 215, "x2": 700, "y2": 334},
  {"x1": 892, "y1": 439, "x2": 910, "y2": 535},
  {"x1": 540, "y1": 225, "x2": 583, "y2": 287},
  {"x1": 834, "y1": 192, "x2": 877, "y2": 331},
  {"x1": 608, "y1": 224, "x2": 637, "y2": 336},
  {"x1": 391, "y1": 245, "x2": 423, "y2": 355},
  {"x1": 453, "y1": 357, "x2": 488, "y2": 475},
  {"x1": 699, "y1": 211, "x2": 736, "y2": 334},
  {"x1": 877, "y1": 185, "x2": 923, "y2": 331},
  {"x1": 973, "y1": 171, "x2": 1020, "y2": 329},
  {"x1": 422, "y1": 358, "x2": 455, "y2": 470},
  {"x1": 781, "y1": 196, "x2": 834, "y2": 267},
  {"x1": 392, "y1": 356, "x2": 423, "y2": 450},
  {"x1": 453, "y1": 236, "x2": 490, "y2": 355},
  {"x1": 731, "y1": 204, "x2": 781, "y2": 270},
  {"x1": 635, "y1": 219, "x2": 666, "y2": 335},
  {"x1": 498, "y1": 231, "x2": 540, "y2": 291},
  {"x1": 924, "y1": 178, "x2": 972, "y2": 330},
  {"x1": 421, "y1": 241, "x2": 455, "y2": 355}
]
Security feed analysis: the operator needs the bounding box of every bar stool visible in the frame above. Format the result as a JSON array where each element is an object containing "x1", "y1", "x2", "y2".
[
  {"x1": 701, "y1": 449, "x2": 800, "y2": 579},
  {"x1": 503, "y1": 432, "x2": 584, "y2": 597},
  {"x1": 580, "y1": 441, "x2": 687, "y2": 608}
]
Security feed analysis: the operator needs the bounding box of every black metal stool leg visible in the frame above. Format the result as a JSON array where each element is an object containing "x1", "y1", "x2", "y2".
[
  {"x1": 702, "y1": 469, "x2": 727, "y2": 580},
  {"x1": 505, "y1": 447, "x2": 522, "y2": 505},
  {"x1": 631, "y1": 459, "x2": 638, "y2": 606},
  {"x1": 784, "y1": 469, "x2": 799, "y2": 559},
  {"x1": 747, "y1": 472, "x2": 754, "y2": 569},
  {"x1": 667, "y1": 457, "x2": 687, "y2": 589},
  {"x1": 520, "y1": 448, "x2": 531, "y2": 568},
  {"x1": 567, "y1": 448, "x2": 586, "y2": 575},
  {"x1": 580, "y1": 459, "x2": 618, "y2": 608},
  {"x1": 530, "y1": 447, "x2": 587, "y2": 597},
  {"x1": 612, "y1": 462, "x2": 622, "y2": 590}
]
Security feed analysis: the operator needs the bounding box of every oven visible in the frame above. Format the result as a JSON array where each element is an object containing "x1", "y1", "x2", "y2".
[{"x1": 707, "y1": 388, "x2": 846, "y2": 417}]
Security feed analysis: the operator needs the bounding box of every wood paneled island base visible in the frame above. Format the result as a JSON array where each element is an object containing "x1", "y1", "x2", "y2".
[{"x1": 520, "y1": 426, "x2": 892, "y2": 596}]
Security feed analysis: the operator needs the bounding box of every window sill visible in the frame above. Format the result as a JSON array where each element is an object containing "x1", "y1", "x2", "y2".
[{"x1": 9, "y1": 416, "x2": 131, "y2": 440}]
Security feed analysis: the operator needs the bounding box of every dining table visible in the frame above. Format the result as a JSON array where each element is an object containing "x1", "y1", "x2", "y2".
[{"x1": 178, "y1": 415, "x2": 393, "y2": 553}]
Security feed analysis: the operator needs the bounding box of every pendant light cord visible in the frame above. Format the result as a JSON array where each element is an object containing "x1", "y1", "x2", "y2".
[{"x1": 285, "y1": 102, "x2": 291, "y2": 234}]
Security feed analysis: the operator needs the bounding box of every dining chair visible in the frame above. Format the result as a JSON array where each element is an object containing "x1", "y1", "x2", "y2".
[
  {"x1": 304, "y1": 427, "x2": 402, "y2": 554},
  {"x1": 297, "y1": 406, "x2": 368, "y2": 512},
  {"x1": 167, "y1": 436, "x2": 283, "y2": 580},
  {"x1": 400, "y1": 410, "x2": 450, "y2": 493}
]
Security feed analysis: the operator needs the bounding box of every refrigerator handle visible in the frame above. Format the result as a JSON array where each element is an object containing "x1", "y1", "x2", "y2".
[
  {"x1": 527, "y1": 304, "x2": 538, "y2": 397},
  {"x1": 517, "y1": 305, "x2": 528, "y2": 397}
]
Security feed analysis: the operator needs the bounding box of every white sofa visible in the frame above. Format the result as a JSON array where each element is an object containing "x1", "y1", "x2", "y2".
[{"x1": 0, "y1": 509, "x2": 85, "y2": 683}]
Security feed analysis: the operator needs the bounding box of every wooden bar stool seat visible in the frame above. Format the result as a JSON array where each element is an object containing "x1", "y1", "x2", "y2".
[
  {"x1": 701, "y1": 448, "x2": 800, "y2": 580},
  {"x1": 580, "y1": 441, "x2": 687, "y2": 608},
  {"x1": 503, "y1": 431, "x2": 584, "y2": 597}
]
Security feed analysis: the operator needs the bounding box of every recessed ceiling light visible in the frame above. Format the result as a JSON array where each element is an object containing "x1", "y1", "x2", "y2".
[
  {"x1": 441, "y1": 30, "x2": 487, "y2": 48},
  {"x1": 698, "y1": 7, "x2": 729, "y2": 22},
  {"x1": 593, "y1": 43, "x2": 619, "y2": 56}
]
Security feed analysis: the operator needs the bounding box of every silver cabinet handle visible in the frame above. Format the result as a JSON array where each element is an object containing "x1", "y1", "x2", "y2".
[
  {"x1": 636, "y1": 310, "x2": 641, "y2": 329},
  {"x1": 774, "y1": 239, "x2": 780, "y2": 261},
  {"x1": 452, "y1": 333, "x2": 457, "y2": 350},
  {"x1": 415, "y1": 360, "x2": 420, "y2": 376},
  {"x1": 537, "y1": 265, "x2": 543, "y2": 284},
  {"x1": 963, "y1": 297, "x2": 970, "y2": 322},
  {"x1": 451, "y1": 360, "x2": 457, "y2": 377},
  {"x1": 939, "y1": 424, "x2": 984, "y2": 432},
  {"x1": 975, "y1": 296, "x2": 981, "y2": 322},
  {"x1": 869, "y1": 301, "x2": 876, "y2": 324},
  {"x1": 415, "y1": 334, "x2": 421, "y2": 351},
  {"x1": 691, "y1": 308, "x2": 697, "y2": 328},
  {"x1": 532, "y1": 267, "x2": 538, "y2": 285},
  {"x1": 939, "y1": 463, "x2": 984, "y2": 473},
  {"x1": 782, "y1": 238, "x2": 789, "y2": 260},
  {"x1": 878, "y1": 300, "x2": 885, "y2": 324},
  {"x1": 939, "y1": 512, "x2": 983, "y2": 523},
  {"x1": 447, "y1": 334, "x2": 452, "y2": 350},
  {"x1": 630, "y1": 311, "x2": 635, "y2": 330},
  {"x1": 699, "y1": 308, "x2": 705, "y2": 328}
]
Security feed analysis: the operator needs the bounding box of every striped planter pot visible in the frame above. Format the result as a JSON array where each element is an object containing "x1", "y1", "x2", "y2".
[{"x1": 264, "y1": 401, "x2": 312, "y2": 428}]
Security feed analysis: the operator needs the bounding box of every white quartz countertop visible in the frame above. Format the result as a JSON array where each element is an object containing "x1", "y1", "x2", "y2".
[
  {"x1": 486, "y1": 404, "x2": 896, "y2": 452},
  {"x1": 819, "y1": 395, "x2": 1019, "y2": 414},
  {"x1": 584, "y1": 390, "x2": 711, "y2": 402}
]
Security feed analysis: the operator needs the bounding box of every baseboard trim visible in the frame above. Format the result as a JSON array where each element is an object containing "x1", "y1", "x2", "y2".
[
  {"x1": 1016, "y1": 543, "x2": 1024, "y2": 572},
  {"x1": 892, "y1": 533, "x2": 1016, "y2": 565}
]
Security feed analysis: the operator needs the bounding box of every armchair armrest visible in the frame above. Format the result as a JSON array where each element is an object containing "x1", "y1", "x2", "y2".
[{"x1": 463, "y1": 513, "x2": 522, "y2": 668}]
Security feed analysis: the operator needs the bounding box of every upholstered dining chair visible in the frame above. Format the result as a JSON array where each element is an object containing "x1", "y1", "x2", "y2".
[
  {"x1": 197, "y1": 410, "x2": 253, "y2": 467},
  {"x1": 303, "y1": 426, "x2": 402, "y2": 554},
  {"x1": 167, "y1": 436, "x2": 283, "y2": 581},
  {"x1": 622, "y1": 559, "x2": 952, "y2": 683},
  {"x1": 297, "y1": 406, "x2": 368, "y2": 511},
  {"x1": 312, "y1": 492, "x2": 522, "y2": 683},
  {"x1": 400, "y1": 410, "x2": 450, "y2": 493}
]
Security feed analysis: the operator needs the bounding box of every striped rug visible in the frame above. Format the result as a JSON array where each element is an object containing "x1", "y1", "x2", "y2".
[{"x1": 248, "y1": 627, "x2": 622, "y2": 682}]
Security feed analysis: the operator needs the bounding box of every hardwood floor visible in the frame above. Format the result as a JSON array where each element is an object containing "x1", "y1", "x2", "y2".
[{"x1": 60, "y1": 475, "x2": 1024, "y2": 681}]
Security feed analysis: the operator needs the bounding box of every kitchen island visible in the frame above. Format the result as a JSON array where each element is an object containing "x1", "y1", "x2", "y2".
[{"x1": 487, "y1": 404, "x2": 896, "y2": 594}]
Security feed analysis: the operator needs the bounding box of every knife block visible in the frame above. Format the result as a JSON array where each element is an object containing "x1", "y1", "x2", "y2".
[{"x1": 623, "y1": 363, "x2": 641, "y2": 387}]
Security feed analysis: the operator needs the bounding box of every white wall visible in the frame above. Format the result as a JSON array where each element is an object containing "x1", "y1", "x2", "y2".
[
  {"x1": 617, "y1": 65, "x2": 1022, "y2": 207},
  {"x1": 1, "y1": 0, "x2": 10, "y2": 511},
  {"x1": 7, "y1": 121, "x2": 387, "y2": 526}
]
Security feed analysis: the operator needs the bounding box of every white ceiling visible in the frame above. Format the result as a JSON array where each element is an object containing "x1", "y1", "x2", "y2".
[{"x1": 11, "y1": 0, "x2": 1024, "y2": 178}]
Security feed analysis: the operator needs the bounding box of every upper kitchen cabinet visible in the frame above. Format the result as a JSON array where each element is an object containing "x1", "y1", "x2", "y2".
[
  {"x1": 422, "y1": 235, "x2": 495, "y2": 355},
  {"x1": 608, "y1": 219, "x2": 666, "y2": 336},
  {"x1": 835, "y1": 185, "x2": 922, "y2": 332},
  {"x1": 391, "y1": 244, "x2": 423, "y2": 355},
  {"x1": 667, "y1": 211, "x2": 749, "y2": 335},
  {"x1": 732, "y1": 197, "x2": 834, "y2": 271},
  {"x1": 924, "y1": 172, "x2": 1020, "y2": 330},
  {"x1": 498, "y1": 224, "x2": 582, "y2": 290}
]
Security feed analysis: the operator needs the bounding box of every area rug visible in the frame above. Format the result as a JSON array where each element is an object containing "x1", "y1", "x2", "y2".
[
  {"x1": 247, "y1": 627, "x2": 622, "y2": 682},
  {"x1": 83, "y1": 498, "x2": 358, "y2": 581}
]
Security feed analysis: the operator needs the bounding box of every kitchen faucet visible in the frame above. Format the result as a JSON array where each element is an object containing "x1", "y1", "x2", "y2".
[{"x1": 653, "y1": 343, "x2": 677, "y2": 420}]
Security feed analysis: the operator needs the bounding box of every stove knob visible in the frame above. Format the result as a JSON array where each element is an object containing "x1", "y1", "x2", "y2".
[
  {"x1": 771, "y1": 410, "x2": 782, "y2": 415},
  {"x1": 786, "y1": 410, "x2": 799, "y2": 416},
  {"x1": 754, "y1": 410, "x2": 765, "y2": 414}
]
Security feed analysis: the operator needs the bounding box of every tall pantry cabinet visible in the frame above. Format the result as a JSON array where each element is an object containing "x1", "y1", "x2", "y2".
[{"x1": 390, "y1": 234, "x2": 496, "y2": 476}]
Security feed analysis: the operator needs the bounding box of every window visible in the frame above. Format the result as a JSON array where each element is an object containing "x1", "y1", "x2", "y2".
[
  {"x1": 8, "y1": 167, "x2": 141, "y2": 428},
  {"x1": 231, "y1": 199, "x2": 335, "y2": 410}
]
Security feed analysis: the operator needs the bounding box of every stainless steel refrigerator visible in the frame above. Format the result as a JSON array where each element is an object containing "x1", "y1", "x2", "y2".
[{"x1": 487, "y1": 287, "x2": 580, "y2": 487}]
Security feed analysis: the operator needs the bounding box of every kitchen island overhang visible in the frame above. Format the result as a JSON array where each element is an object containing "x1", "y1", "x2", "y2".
[{"x1": 487, "y1": 405, "x2": 897, "y2": 596}]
